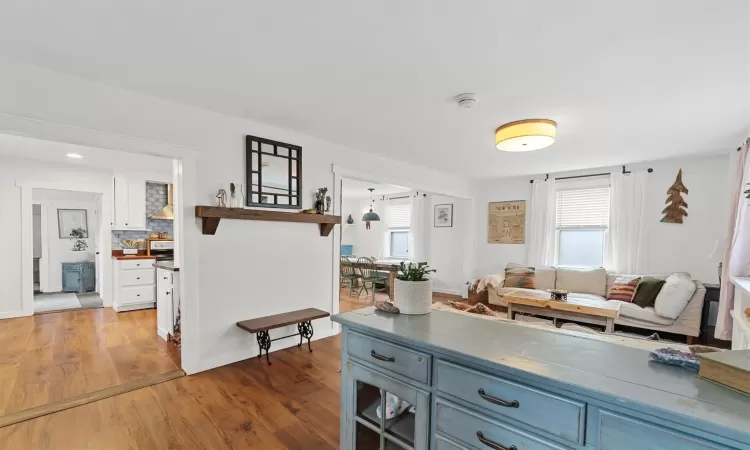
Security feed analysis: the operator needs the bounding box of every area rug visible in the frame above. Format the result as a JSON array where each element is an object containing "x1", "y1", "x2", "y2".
[{"x1": 34, "y1": 293, "x2": 82, "y2": 313}]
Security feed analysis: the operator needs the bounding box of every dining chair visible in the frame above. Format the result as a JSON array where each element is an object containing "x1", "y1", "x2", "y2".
[
  {"x1": 355, "y1": 257, "x2": 388, "y2": 300},
  {"x1": 340, "y1": 256, "x2": 360, "y2": 297}
]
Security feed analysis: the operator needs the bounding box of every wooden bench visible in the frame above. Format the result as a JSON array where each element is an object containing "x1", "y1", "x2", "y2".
[{"x1": 236, "y1": 308, "x2": 331, "y2": 365}]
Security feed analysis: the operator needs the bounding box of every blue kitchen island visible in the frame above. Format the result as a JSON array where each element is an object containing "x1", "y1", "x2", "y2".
[{"x1": 332, "y1": 307, "x2": 750, "y2": 450}]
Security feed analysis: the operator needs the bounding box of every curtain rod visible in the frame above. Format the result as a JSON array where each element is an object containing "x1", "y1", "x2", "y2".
[
  {"x1": 529, "y1": 166, "x2": 653, "y2": 184},
  {"x1": 381, "y1": 193, "x2": 426, "y2": 200}
]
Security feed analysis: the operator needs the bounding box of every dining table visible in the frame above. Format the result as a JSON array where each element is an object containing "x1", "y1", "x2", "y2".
[{"x1": 342, "y1": 257, "x2": 427, "y2": 299}]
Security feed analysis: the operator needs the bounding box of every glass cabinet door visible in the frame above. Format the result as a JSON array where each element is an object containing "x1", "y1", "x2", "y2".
[{"x1": 348, "y1": 363, "x2": 429, "y2": 450}]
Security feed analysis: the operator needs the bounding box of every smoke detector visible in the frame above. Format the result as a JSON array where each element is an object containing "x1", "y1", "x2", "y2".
[{"x1": 456, "y1": 93, "x2": 477, "y2": 109}]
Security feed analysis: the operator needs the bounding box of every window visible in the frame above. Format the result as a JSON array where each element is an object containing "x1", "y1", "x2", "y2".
[
  {"x1": 556, "y1": 186, "x2": 610, "y2": 267},
  {"x1": 386, "y1": 202, "x2": 410, "y2": 259}
]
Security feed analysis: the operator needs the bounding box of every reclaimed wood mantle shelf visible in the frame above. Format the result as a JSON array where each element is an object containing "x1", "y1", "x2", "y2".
[{"x1": 195, "y1": 206, "x2": 341, "y2": 236}]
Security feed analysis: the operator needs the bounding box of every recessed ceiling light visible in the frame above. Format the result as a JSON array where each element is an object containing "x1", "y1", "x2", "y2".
[{"x1": 66, "y1": 153, "x2": 83, "y2": 159}]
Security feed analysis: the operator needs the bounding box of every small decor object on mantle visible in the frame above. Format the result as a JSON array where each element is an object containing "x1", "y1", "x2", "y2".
[
  {"x1": 314, "y1": 187, "x2": 329, "y2": 214},
  {"x1": 488, "y1": 200, "x2": 526, "y2": 243},
  {"x1": 346, "y1": 214, "x2": 355, "y2": 225},
  {"x1": 661, "y1": 169, "x2": 689, "y2": 223},
  {"x1": 393, "y1": 262, "x2": 436, "y2": 315},
  {"x1": 216, "y1": 189, "x2": 227, "y2": 207},
  {"x1": 434, "y1": 204, "x2": 453, "y2": 227}
]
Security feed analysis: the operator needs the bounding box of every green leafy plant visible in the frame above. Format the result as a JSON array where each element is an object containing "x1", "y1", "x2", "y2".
[
  {"x1": 70, "y1": 227, "x2": 88, "y2": 252},
  {"x1": 745, "y1": 183, "x2": 750, "y2": 199},
  {"x1": 396, "y1": 262, "x2": 436, "y2": 282}
]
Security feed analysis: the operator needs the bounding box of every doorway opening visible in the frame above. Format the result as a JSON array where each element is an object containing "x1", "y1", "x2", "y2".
[{"x1": 32, "y1": 188, "x2": 104, "y2": 314}]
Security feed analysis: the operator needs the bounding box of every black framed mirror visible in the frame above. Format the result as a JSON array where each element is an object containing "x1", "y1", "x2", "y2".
[{"x1": 245, "y1": 135, "x2": 302, "y2": 209}]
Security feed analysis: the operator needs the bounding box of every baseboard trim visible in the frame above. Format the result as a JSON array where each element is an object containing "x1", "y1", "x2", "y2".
[
  {"x1": 0, "y1": 310, "x2": 27, "y2": 320},
  {"x1": 0, "y1": 369, "x2": 184, "y2": 428},
  {"x1": 433, "y1": 288, "x2": 462, "y2": 298},
  {"x1": 190, "y1": 326, "x2": 339, "y2": 375}
]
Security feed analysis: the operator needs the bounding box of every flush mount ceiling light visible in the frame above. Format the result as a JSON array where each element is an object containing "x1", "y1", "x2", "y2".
[
  {"x1": 495, "y1": 119, "x2": 557, "y2": 152},
  {"x1": 66, "y1": 153, "x2": 83, "y2": 159}
]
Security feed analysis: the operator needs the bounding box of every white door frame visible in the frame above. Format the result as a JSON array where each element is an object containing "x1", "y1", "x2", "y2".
[
  {"x1": 330, "y1": 165, "x2": 475, "y2": 326},
  {"x1": 2, "y1": 114, "x2": 200, "y2": 374}
]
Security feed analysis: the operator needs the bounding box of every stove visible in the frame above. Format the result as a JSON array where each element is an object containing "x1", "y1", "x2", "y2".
[{"x1": 147, "y1": 238, "x2": 174, "y2": 261}]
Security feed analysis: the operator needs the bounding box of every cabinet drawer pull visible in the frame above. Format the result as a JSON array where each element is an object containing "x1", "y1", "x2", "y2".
[
  {"x1": 370, "y1": 350, "x2": 395, "y2": 363},
  {"x1": 477, "y1": 431, "x2": 517, "y2": 450},
  {"x1": 478, "y1": 389, "x2": 519, "y2": 408}
]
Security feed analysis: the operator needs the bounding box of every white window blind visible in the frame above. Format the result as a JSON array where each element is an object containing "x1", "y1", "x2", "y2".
[
  {"x1": 556, "y1": 187, "x2": 610, "y2": 229},
  {"x1": 387, "y1": 203, "x2": 411, "y2": 228}
]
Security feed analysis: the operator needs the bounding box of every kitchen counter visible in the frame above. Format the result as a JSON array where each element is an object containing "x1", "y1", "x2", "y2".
[
  {"x1": 112, "y1": 254, "x2": 156, "y2": 260},
  {"x1": 152, "y1": 260, "x2": 179, "y2": 272},
  {"x1": 332, "y1": 308, "x2": 750, "y2": 449}
]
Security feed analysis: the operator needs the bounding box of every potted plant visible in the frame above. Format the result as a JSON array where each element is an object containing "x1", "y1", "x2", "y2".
[
  {"x1": 70, "y1": 227, "x2": 88, "y2": 252},
  {"x1": 393, "y1": 262, "x2": 436, "y2": 315}
]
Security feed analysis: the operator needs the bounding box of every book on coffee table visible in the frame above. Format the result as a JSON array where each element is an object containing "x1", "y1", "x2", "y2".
[{"x1": 697, "y1": 349, "x2": 750, "y2": 396}]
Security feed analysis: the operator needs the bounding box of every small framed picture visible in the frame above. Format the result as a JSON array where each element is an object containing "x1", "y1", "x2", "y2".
[
  {"x1": 58, "y1": 209, "x2": 88, "y2": 238},
  {"x1": 434, "y1": 204, "x2": 453, "y2": 227}
]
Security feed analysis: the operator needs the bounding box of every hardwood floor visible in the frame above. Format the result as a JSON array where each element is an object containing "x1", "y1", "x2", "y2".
[
  {"x1": 339, "y1": 285, "x2": 460, "y2": 313},
  {"x1": 0, "y1": 335, "x2": 343, "y2": 450},
  {"x1": 0, "y1": 307, "x2": 180, "y2": 417}
]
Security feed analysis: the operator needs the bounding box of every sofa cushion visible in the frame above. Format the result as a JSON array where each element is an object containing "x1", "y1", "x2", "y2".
[
  {"x1": 556, "y1": 267, "x2": 607, "y2": 297},
  {"x1": 507, "y1": 263, "x2": 556, "y2": 290},
  {"x1": 654, "y1": 273, "x2": 696, "y2": 319},
  {"x1": 503, "y1": 267, "x2": 536, "y2": 289},
  {"x1": 606, "y1": 271, "x2": 690, "y2": 296},
  {"x1": 617, "y1": 302, "x2": 676, "y2": 325},
  {"x1": 606, "y1": 276, "x2": 641, "y2": 303},
  {"x1": 632, "y1": 276, "x2": 666, "y2": 308}
]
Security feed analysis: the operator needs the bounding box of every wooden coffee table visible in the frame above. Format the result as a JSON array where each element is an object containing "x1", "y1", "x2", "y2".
[{"x1": 504, "y1": 289, "x2": 621, "y2": 333}]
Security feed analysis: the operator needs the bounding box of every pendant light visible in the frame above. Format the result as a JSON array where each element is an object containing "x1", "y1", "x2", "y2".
[{"x1": 362, "y1": 188, "x2": 380, "y2": 229}]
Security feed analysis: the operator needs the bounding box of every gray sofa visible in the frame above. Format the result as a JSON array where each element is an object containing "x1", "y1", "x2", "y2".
[{"x1": 482, "y1": 265, "x2": 705, "y2": 338}]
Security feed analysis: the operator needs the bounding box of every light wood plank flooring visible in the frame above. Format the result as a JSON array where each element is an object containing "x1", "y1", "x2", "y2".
[
  {"x1": 0, "y1": 335, "x2": 342, "y2": 450},
  {"x1": 0, "y1": 307, "x2": 180, "y2": 417},
  {"x1": 339, "y1": 286, "x2": 460, "y2": 313}
]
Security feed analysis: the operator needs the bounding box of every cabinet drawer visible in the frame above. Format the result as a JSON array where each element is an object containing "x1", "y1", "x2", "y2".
[
  {"x1": 436, "y1": 400, "x2": 567, "y2": 450},
  {"x1": 347, "y1": 331, "x2": 430, "y2": 384},
  {"x1": 119, "y1": 285, "x2": 155, "y2": 305},
  {"x1": 435, "y1": 360, "x2": 585, "y2": 446},
  {"x1": 118, "y1": 259, "x2": 154, "y2": 271},
  {"x1": 435, "y1": 434, "x2": 470, "y2": 450},
  {"x1": 119, "y1": 269, "x2": 155, "y2": 287},
  {"x1": 596, "y1": 410, "x2": 730, "y2": 450}
]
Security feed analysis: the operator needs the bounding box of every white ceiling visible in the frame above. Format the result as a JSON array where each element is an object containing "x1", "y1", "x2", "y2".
[
  {"x1": 342, "y1": 178, "x2": 411, "y2": 199},
  {"x1": 0, "y1": 1, "x2": 747, "y2": 178},
  {"x1": 0, "y1": 133, "x2": 173, "y2": 174}
]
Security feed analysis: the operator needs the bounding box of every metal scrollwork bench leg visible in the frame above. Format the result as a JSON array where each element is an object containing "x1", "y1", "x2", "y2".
[
  {"x1": 297, "y1": 321, "x2": 314, "y2": 352},
  {"x1": 256, "y1": 331, "x2": 271, "y2": 365}
]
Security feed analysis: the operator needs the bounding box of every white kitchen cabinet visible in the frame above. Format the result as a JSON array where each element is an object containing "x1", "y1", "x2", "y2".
[
  {"x1": 156, "y1": 267, "x2": 179, "y2": 341},
  {"x1": 113, "y1": 257, "x2": 156, "y2": 312},
  {"x1": 113, "y1": 176, "x2": 147, "y2": 229}
]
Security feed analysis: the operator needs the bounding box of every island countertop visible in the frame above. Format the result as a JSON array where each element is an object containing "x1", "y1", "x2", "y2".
[{"x1": 332, "y1": 307, "x2": 750, "y2": 446}]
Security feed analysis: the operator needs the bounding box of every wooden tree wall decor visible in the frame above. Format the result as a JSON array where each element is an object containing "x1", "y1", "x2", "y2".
[{"x1": 661, "y1": 169, "x2": 688, "y2": 224}]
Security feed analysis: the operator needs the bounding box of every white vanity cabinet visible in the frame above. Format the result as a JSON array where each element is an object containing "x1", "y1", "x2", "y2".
[
  {"x1": 113, "y1": 176, "x2": 147, "y2": 229},
  {"x1": 112, "y1": 258, "x2": 156, "y2": 312}
]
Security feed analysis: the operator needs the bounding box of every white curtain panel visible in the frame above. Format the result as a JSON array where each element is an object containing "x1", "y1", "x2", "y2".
[
  {"x1": 408, "y1": 194, "x2": 425, "y2": 262},
  {"x1": 716, "y1": 139, "x2": 750, "y2": 340},
  {"x1": 526, "y1": 179, "x2": 556, "y2": 266},
  {"x1": 609, "y1": 171, "x2": 647, "y2": 274}
]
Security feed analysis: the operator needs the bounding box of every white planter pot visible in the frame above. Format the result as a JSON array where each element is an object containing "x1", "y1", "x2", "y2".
[{"x1": 393, "y1": 279, "x2": 433, "y2": 315}]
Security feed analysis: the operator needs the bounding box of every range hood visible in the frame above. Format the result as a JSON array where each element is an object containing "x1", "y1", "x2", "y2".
[{"x1": 149, "y1": 184, "x2": 174, "y2": 220}]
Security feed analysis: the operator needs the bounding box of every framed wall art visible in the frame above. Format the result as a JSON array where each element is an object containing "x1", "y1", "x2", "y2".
[
  {"x1": 434, "y1": 204, "x2": 453, "y2": 227},
  {"x1": 488, "y1": 201, "x2": 525, "y2": 244}
]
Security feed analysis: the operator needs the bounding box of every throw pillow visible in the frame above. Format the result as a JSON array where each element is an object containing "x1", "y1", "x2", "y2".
[
  {"x1": 632, "y1": 276, "x2": 666, "y2": 308},
  {"x1": 465, "y1": 303, "x2": 497, "y2": 317},
  {"x1": 654, "y1": 273, "x2": 696, "y2": 319},
  {"x1": 606, "y1": 276, "x2": 641, "y2": 303},
  {"x1": 503, "y1": 267, "x2": 536, "y2": 289}
]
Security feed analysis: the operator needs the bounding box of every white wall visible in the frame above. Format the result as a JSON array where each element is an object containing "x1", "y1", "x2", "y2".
[
  {"x1": 424, "y1": 195, "x2": 471, "y2": 295},
  {"x1": 32, "y1": 204, "x2": 41, "y2": 259},
  {"x1": 341, "y1": 197, "x2": 387, "y2": 259},
  {"x1": 473, "y1": 154, "x2": 730, "y2": 283},
  {"x1": 0, "y1": 58, "x2": 471, "y2": 373},
  {"x1": 32, "y1": 189, "x2": 99, "y2": 293}
]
